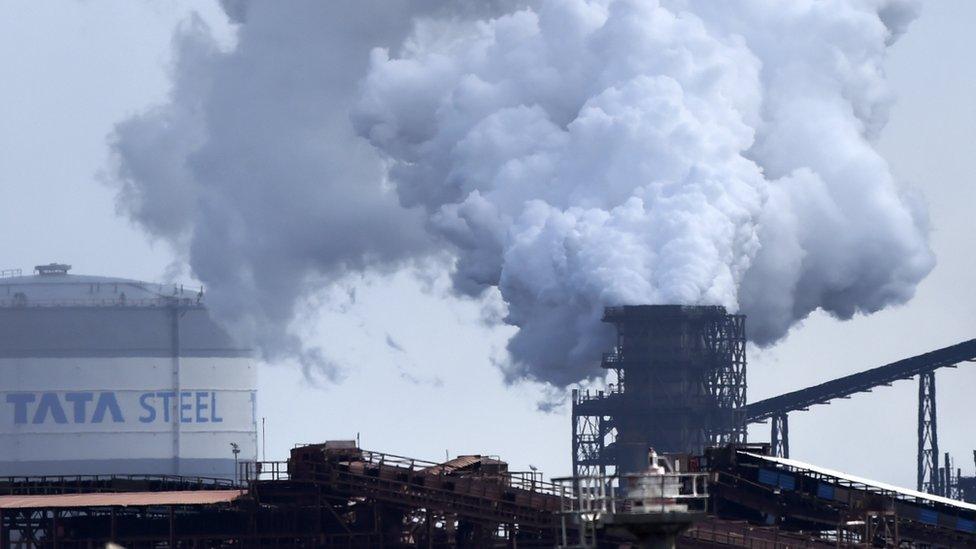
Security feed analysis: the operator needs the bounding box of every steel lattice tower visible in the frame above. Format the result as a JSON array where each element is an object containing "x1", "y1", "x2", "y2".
[{"x1": 918, "y1": 370, "x2": 941, "y2": 495}]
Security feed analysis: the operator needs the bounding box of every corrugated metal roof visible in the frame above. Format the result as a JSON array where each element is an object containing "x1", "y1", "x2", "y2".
[
  {"x1": 441, "y1": 456, "x2": 484, "y2": 469},
  {"x1": 0, "y1": 490, "x2": 244, "y2": 509},
  {"x1": 740, "y1": 452, "x2": 976, "y2": 512},
  {"x1": 424, "y1": 455, "x2": 507, "y2": 475}
]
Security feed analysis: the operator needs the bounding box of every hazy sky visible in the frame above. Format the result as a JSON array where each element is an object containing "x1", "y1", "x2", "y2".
[{"x1": 0, "y1": 1, "x2": 973, "y2": 488}]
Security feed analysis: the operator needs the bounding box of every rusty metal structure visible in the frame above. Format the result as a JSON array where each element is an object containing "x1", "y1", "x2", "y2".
[
  {"x1": 0, "y1": 442, "x2": 567, "y2": 547},
  {"x1": 573, "y1": 305, "x2": 747, "y2": 477},
  {"x1": 0, "y1": 301, "x2": 973, "y2": 547},
  {"x1": 2, "y1": 442, "x2": 975, "y2": 547}
]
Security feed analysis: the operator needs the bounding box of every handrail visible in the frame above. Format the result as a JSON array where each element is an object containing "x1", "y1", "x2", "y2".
[
  {"x1": 240, "y1": 461, "x2": 289, "y2": 482},
  {"x1": 254, "y1": 447, "x2": 566, "y2": 498},
  {"x1": 0, "y1": 297, "x2": 205, "y2": 308},
  {"x1": 0, "y1": 473, "x2": 238, "y2": 494},
  {"x1": 553, "y1": 471, "x2": 709, "y2": 516},
  {"x1": 355, "y1": 450, "x2": 566, "y2": 497}
]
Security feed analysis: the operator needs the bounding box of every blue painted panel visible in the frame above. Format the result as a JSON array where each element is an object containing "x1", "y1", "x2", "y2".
[
  {"x1": 919, "y1": 509, "x2": 939, "y2": 525},
  {"x1": 778, "y1": 473, "x2": 795, "y2": 491},
  {"x1": 817, "y1": 482, "x2": 834, "y2": 499},
  {"x1": 957, "y1": 518, "x2": 976, "y2": 533},
  {"x1": 758, "y1": 468, "x2": 779, "y2": 487}
]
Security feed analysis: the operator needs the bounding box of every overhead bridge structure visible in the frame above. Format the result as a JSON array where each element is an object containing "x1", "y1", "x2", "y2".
[{"x1": 745, "y1": 339, "x2": 976, "y2": 495}]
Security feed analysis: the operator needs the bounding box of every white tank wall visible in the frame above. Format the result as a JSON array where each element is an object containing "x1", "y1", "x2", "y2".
[
  {"x1": 0, "y1": 356, "x2": 257, "y2": 478},
  {"x1": 0, "y1": 272, "x2": 258, "y2": 479}
]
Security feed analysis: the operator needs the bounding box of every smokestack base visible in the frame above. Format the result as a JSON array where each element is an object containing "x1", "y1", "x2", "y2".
[{"x1": 574, "y1": 304, "x2": 746, "y2": 476}]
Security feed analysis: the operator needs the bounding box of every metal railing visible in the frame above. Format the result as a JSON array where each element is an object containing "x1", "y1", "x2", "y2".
[
  {"x1": 0, "y1": 269, "x2": 22, "y2": 279},
  {"x1": 574, "y1": 386, "x2": 624, "y2": 405},
  {"x1": 357, "y1": 450, "x2": 565, "y2": 496},
  {"x1": 242, "y1": 450, "x2": 565, "y2": 497},
  {"x1": 553, "y1": 471, "x2": 708, "y2": 547},
  {"x1": 683, "y1": 518, "x2": 828, "y2": 548},
  {"x1": 0, "y1": 473, "x2": 238, "y2": 494},
  {"x1": 240, "y1": 460, "x2": 289, "y2": 482},
  {"x1": 555, "y1": 471, "x2": 708, "y2": 517},
  {"x1": 0, "y1": 297, "x2": 205, "y2": 308}
]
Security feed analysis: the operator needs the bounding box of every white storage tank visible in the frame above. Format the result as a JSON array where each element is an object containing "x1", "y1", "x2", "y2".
[{"x1": 0, "y1": 263, "x2": 257, "y2": 479}]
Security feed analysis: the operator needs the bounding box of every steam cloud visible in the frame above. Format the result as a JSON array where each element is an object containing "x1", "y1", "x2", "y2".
[{"x1": 110, "y1": 0, "x2": 933, "y2": 387}]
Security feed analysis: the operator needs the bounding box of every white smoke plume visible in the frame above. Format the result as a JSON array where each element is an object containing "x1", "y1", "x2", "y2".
[
  {"x1": 111, "y1": 1, "x2": 511, "y2": 378},
  {"x1": 110, "y1": 0, "x2": 933, "y2": 387}
]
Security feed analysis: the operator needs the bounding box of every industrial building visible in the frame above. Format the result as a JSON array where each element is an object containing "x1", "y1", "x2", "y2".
[
  {"x1": 2, "y1": 441, "x2": 976, "y2": 547},
  {"x1": 0, "y1": 289, "x2": 974, "y2": 547},
  {"x1": 573, "y1": 305, "x2": 747, "y2": 477},
  {"x1": 0, "y1": 264, "x2": 257, "y2": 479}
]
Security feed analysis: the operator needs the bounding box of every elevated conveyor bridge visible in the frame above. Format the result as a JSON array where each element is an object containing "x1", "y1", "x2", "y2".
[{"x1": 746, "y1": 339, "x2": 976, "y2": 494}]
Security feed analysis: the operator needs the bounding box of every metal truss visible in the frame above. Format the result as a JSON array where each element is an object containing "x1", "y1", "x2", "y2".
[
  {"x1": 704, "y1": 313, "x2": 747, "y2": 446},
  {"x1": 918, "y1": 371, "x2": 941, "y2": 495},
  {"x1": 770, "y1": 414, "x2": 789, "y2": 459},
  {"x1": 571, "y1": 391, "x2": 617, "y2": 479}
]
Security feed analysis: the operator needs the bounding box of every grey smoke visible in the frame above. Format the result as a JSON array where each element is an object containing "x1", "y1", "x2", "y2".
[
  {"x1": 385, "y1": 334, "x2": 406, "y2": 354},
  {"x1": 111, "y1": 2, "x2": 443, "y2": 379},
  {"x1": 110, "y1": 0, "x2": 933, "y2": 387}
]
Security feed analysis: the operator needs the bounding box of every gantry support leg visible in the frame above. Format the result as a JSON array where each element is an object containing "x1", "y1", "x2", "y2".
[
  {"x1": 918, "y1": 371, "x2": 941, "y2": 495},
  {"x1": 770, "y1": 414, "x2": 789, "y2": 458}
]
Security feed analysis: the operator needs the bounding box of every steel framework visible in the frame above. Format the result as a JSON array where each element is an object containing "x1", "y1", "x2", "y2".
[
  {"x1": 572, "y1": 305, "x2": 746, "y2": 476},
  {"x1": 918, "y1": 371, "x2": 941, "y2": 495},
  {"x1": 570, "y1": 400, "x2": 615, "y2": 480},
  {"x1": 745, "y1": 339, "x2": 976, "y2": 423},
  {"x1": 744, "y1": 339, "x2": 976, "y2": 495},
  {"x1": 2, "y1": 444, "x2": 972, "y2": 548},
  {"x1": 770, "y1": 414, "x2": 789, "y2": 459},
  {"x1": 706, "y1": 446, "x2": 976, "y2": 548}
]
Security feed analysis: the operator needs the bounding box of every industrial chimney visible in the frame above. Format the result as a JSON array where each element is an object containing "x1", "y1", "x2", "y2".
[{"x1": 572, "y1": 305, "x2": 746, "y2": 475}]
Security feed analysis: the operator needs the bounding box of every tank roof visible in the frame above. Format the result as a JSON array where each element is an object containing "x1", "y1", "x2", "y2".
[{"x1": 0, "y1": 268, "x2": 203, "y2": 308}]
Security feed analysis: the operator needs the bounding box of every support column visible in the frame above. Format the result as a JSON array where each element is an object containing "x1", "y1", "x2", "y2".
[
  {"x1": 918, "y1": 371, "x2": 940, "y2": 495},
  {"x1": 571, "y1": 389, "x2": 580, "y2": 480},
  {"x1": 110, "y1": 507, "x2": 117, "y2": 545},
  {"x1": 170, "y1": 304, "x2": 182, "y2": 476},
  {"x1": 51, "y1": 511, "x2": 59, "y2": 549},
  {"x1": 169, "y1": 506, "x2": 176, "y2": 548},
  {"x1": 770, "y1": 414, "x2": 789, "y2": 459}
]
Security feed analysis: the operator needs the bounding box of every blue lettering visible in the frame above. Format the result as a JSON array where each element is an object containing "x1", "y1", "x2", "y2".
[
  {"x1": 139, "y1": 393, "x2": 157, "y2": 423},
  {"x1": 6, "y1": 394, "x2": 35, "y2": 424},
  {"x1": 179, "y1": 391, "x2": 192, "y2": 423},
  {"x1": 211, "y1": 391, "x2": 222, "y2": 423},
  {"x1": 195, "y1": 392, "x2": 209, "y2": 423},
  {"x1": 91, "y1": 392, "x2": 124, "y2": 423},
  {"x1": 6, "y1": 390, "x2": 230, "y2": 425},
  {"x1": 64, "y1": 392, "x2": 93, "y2": 423},
  {"x1": 157, "y1": 391, "x2": 175, "y2": 422},
  {"x1": 33, "y1": 393, "x2": 67, "y2": 424}
]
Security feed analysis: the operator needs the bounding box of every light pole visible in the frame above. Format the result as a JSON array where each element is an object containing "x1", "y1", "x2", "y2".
[{"x1": 230, "y1": 442, "x2": 240, "y2": 482}]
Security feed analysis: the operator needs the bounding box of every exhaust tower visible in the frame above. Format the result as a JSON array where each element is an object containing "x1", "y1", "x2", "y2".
[{"x1": 572, "y1": 305, "x2": 746, "y2": 475}]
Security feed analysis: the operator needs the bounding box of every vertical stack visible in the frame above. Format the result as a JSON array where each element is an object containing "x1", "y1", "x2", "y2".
[{"x1": 573, "y1": 305, "x2": 746, "y2": 475}]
